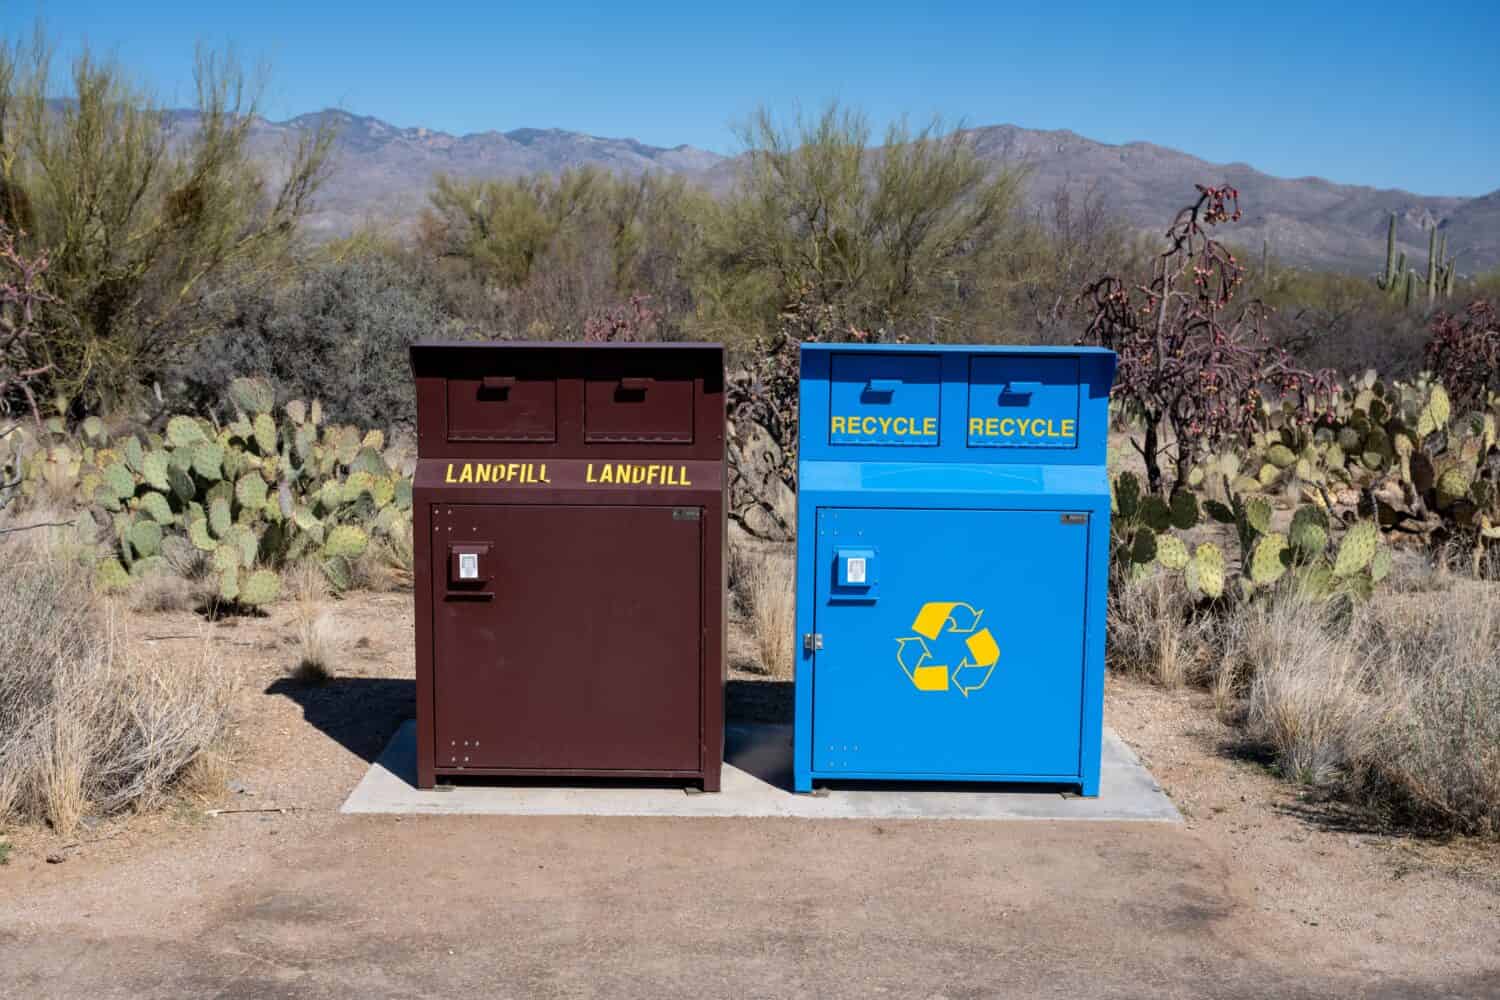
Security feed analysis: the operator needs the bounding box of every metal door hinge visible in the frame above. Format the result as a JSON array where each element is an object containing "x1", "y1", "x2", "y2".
[
  {"x1": 1060, "y1": 513, "x2": 1088, "y2": 525},
  {"x1": 672, "y1": 508, "x2": 701, "y2": 521},
  {"x1": 803, "y1": 633, "x2": 823, "y2": 652}
]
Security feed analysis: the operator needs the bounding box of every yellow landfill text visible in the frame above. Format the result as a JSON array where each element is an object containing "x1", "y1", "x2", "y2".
[
  {"x1": 445, "y1": 462, "x2": 550, "y2": 484},
  {"x1": 585, "y1": 463, "x2": 693, "y2": 486}
]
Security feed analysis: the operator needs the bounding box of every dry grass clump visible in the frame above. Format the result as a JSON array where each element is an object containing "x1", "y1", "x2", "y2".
[
  {"x1": 129, "y1": 533, "x2": 218, "y2": 612},
  {"x1": 1362, "y1": 582, "x2": 1500, "y2": 836},
  {"x1": 128, "y1": 570, "x2": 204, "y2": 613},
  {"x1": 287, "y1": 563, "x2": 341, "y2": 684},
  {"x1": 740, "y1": 546, "x2": 796, "y2": 679},
  {"x1": 1113, "y1": 551, "x2": 1500, "y2": 837},
  {"x1": 292, "y1": 610, "x2": 341, "y2": 685},
  {"x1": 1228, "y1": 594, "x2": 1388, "y2": 786},
  {"x1": 0, "y1": 535, "x2": 236, "y2": 835},
  {"x1": 281, "y1": 558, "x2": 330, "y2": 607},
  {"x1": 1107, "y1": 572, "x2": 1216, "y2": 689},
  {"x1": 353, "y1": 526, "x2": 414, "y2": 592}
]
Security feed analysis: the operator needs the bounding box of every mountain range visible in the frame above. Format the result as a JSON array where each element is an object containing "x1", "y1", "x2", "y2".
[{"x1": 236, "y1": 108, "x2": 1499, "y2": 275}]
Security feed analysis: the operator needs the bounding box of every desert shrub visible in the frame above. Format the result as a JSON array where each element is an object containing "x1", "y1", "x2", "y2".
[
  {"x1": 699, "y1": 104, "x2": 1028, "y2": 351},
  {"x1": 1009, "y1": 182, "x2": 1145, "y2": 337},
  {"x1": 1082, "y1": 185, "x2": 1337, "y2": 494},
  {"x1": 173, "y1": 253, "x2": 460, "y2": 430},
  {"x1": 418, "y1": 168, "x2": 707, "y2": 341},
  {"x1": 0, "y1": 219, "x2": 58, "y2": 422},
  {"x1": 1424, "y1": 299, "x2": 1499, "y2": 409},
  {"x1": 726, "y1": 325, "x2": 802, "y2": 540},
  {"x1": 1258, "y1": 269, "x2": 1432, "y2": 379},
  {"x1": 0, "y1": 535, "x2": 235, "y2": 833},
  {"x1": 0, "y1": 38, "x2": 332, "y2": 409}
]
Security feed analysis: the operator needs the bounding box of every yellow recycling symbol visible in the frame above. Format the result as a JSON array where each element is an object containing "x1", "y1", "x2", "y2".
[{"x1": 895, "y1": 601, "x2": 1001, "y2": 698}]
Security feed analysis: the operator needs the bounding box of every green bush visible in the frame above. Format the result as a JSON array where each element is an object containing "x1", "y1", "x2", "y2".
[
  {"x1": 0, "y1": 37, "x2": 333, "y2": 409},
  {"x1": 173, "y1": 253, "x2": 459, "y2": 430}
]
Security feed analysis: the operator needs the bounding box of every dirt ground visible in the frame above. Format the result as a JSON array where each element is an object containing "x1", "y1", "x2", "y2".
[{"x1": 2, "y1": 592, "x2": 1498, "y2": 999}]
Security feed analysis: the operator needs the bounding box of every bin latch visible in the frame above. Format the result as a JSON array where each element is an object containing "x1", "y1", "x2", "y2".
[{"x1": 803, "y1": 633, "x2": 824, "y2": 653}]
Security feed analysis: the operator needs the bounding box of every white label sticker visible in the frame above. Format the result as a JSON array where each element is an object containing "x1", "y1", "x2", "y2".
[
  {"x1": 846, "y1": 556, "x2": 866, "y2": 584},
  {"x1": 458, "y1": 553, "x2": 479, "y2": 580}
]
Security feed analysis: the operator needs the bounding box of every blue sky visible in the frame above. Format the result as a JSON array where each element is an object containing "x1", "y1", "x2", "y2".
[{"x1": 4, "y1": 1, "x2": 1497, "y2": 196}]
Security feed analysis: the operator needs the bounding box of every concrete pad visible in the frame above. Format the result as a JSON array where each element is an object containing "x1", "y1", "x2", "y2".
[{"x1": 342, "y1": 721, "x2": 1181, "y2": 822}]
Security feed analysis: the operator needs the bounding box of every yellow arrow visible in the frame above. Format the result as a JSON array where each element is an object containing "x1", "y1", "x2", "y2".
[
  {"x1": 911, "y1": 602, "x2": 956, "y2": 639},
  {"x1": 943, "y1": 602, "x2": 984, "y2": 634},
  {"x1": 895, "y1": 636, "x2": 948, "y2": 692},
  {"x1": 952, "y1": 658, "x2": 997, "y2": 697},
  {"x1": 952, "y1": 628, "x2": 1000, "y2": 697},
  {"x1": 965, "y1": 627, "x2": 999, "y2": 667}
]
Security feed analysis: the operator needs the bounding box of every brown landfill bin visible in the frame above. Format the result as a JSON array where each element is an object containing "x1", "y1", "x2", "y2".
[{"x1": 410, "y1": 342, "x2": 726, "y2": 791}]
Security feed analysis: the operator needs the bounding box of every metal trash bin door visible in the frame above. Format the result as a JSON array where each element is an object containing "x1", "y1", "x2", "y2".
[
  {"x1": 432, "y1": 503, "x2": 702, "y2": 773},
  {"x1": 812, "y1": 507, "x2": 1089, "y2": 779}
]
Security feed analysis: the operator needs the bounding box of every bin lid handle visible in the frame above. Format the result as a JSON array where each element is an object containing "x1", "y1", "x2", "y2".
[
  {"x1": 619, "y1": 376, "x2": 655, "y2": 390},
  {"x1": 1002, "y1": 381, "x2": 1043, "y2": 394},
  {"x1": 864, "y1": 378, "x2": 902, "y2": 394},
  {"x1": 481, "y1": 375, "x2": 517, "y2": 390}
]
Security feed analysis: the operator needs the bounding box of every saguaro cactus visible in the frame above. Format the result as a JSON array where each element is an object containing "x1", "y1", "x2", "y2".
[
  {"x1": 1378, "y1": 214, "x2": 1400, "y2": 296},
  {"x1": 1377, "y1": 214, "x2": 1456, "y2": 307}
]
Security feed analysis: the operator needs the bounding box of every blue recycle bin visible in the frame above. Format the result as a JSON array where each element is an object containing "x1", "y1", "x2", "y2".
[{"x1": 793, "y1": 344, "x2": 1117, "y2": 795}]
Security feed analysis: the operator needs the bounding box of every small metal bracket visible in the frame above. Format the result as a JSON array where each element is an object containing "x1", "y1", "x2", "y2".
[
  {"x1": 803, "y1": 633, "x2": 824, "y2": 653},
  {"x1": 672, "y1": 508, "x2": 701, "y2": 521},
  {"x1": 434, "y1": 784, "x2": 456, "y2": 793},
  {"x1": 1060, "y1": 513, "x2": 1088, "y2": 525}
]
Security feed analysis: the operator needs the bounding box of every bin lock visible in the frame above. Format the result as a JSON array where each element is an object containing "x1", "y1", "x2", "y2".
[
  {"x1": 833, "y1": 546, "x2": 878, "y2": 600},
  {"x1": 447, "y1": 542, "x2": 494, "y2": 599}
]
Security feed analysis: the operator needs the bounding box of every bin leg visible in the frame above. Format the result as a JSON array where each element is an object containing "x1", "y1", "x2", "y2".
[
  {"x1": 793, "y1": 769, "x2": 813, "y2": 794},
  {"x1": 1079, "y1": 777, "x2": 1099, "y2": 798},
  {"x1": 700, "y1": 767, "x2": 722, "y2": 793}
]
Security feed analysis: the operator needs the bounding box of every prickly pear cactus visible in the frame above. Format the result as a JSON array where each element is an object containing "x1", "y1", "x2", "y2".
[
  {"x1": 323, "y1": 524, "x2": 369, "y2": 560},
  {"x1": 228, "y1": 376, "x2": 275, "y2": 416},
  {"x1": 1288, "y1": 506, "x2": 1329, "y2": 559},
  {"x1": 1156, "y1": 534, "x2": 1190, "y2": 570},
  {"x1": 14, "y1": 396, "x2": 417, "y2": 605},
  {"x1": 239, "y1": 569, "x2": 282, "y2": 606},
  {"x1": 1186, "y1": 543, "x2": 1225, "y2": 600},
  {"x1": 1244, "y1": 496, "x2": 1273, "y2": 535},
  {"x1": 1333, "y1": 521, "x2": 1380, "y2": 577},
  {"x1": 1249, "y1": 533, "x2": 1289, "y2": 585}
]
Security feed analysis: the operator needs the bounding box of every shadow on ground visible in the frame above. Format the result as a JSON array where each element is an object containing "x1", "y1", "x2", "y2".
[
  {"x1": 269, "y1": 677, "x2": 789, "y2": 765},
  {"x1": 1214, "y1": 735, "x2": 1456, "y2": 839},
  {"x1": 266, "y1": 677, "x2": 415, "y2": 764}
]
